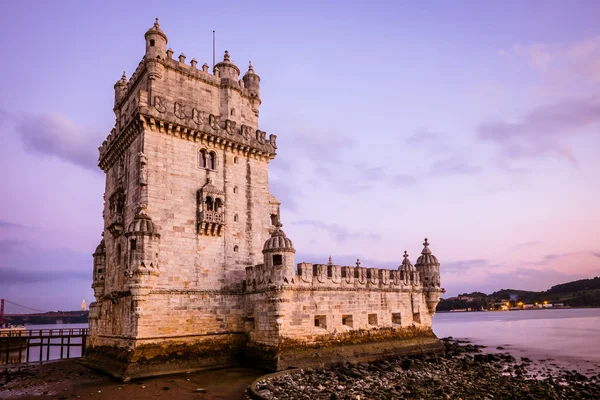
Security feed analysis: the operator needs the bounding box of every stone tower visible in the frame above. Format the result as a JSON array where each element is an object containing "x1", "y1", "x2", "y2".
[
  {"x1": 85, "y1": 20, "x2": 444, "y2": 380},
  {"x1": 85, "y1": 19, "x2": 280, "y2": 379}
]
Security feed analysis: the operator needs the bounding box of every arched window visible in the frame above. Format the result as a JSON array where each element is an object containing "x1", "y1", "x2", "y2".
[
  {"x1": 230, "y1": 108, "x2": 235, "y2": 116},
  {"x1": 233, "y1": 156, "x2": 238, "y2": 164},
  {"x1": 233, "y1": 186, "x2": 238, "y2": 194},
  {"x1": 215, "y1": 198, "x2": 223, "y2": 212},
  {"x1": 234, "y1": 214, "x2": 238, "y2": 222},
  {"x1": 198, "y1": 150, "x2": 207, "y2": 168},
  {"x1": 233, "y1": 245, "x2": 239, "y2": 252},
  {"x1": 150, "y1": 39, "x2": 155, "y2": 47},
  {"x1": 205, "y1": 196, "x2": 214, "y2": 211},
  {"x1": 208, "y1": 152, "x2": 216, "y2": 169}
]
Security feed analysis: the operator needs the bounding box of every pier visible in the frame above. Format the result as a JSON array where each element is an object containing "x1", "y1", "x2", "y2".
[{"x1": 0, "y1": 328, "x2": 88, "y2": 365}]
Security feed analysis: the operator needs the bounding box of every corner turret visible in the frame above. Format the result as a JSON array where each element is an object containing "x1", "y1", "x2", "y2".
[
  {"x1": 113, "y1": 71, "x2": 127, "y2": 108},
  {"x1": 215, "y1": 50, "x2": 240, "y2": 81},
  {"x1": 144, "y1": 18, "x2": 168, "y2": 60},
  {"x1": 414, "y1": 238, "x2": 443, "y2": 314},
  {"x1": 262, "y1": 223, "x2": 295, "y2": 284},
  {"x1": 243, "y1": 61, "x2": 260, "y2": 100}
]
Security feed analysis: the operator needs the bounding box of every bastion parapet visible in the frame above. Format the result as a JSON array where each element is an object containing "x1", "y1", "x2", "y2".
[{"x1": 83, "y1": 19, "x2": 445, "y2": 380}]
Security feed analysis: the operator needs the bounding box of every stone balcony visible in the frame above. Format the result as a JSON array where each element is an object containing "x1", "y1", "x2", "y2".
[{"x1": 197, "y1": 211, "x2": 224, "y2": 236}]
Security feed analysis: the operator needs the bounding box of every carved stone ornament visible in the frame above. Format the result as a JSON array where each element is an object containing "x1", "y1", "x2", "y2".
[
  {"x1": 256, "y1": 130, "x2": 266, "y2": 144},
  {"x1": 174, "y1": 102, "x2": 188, "y2": 119},
  {"x1": 154, "y1": 96, "x2": 167, "y2": 113},
  {"x1": 225, "y1": 119, "x2": 236, "y2": 135},
  {"x1": 192, "y1": 108, "x2": 205, "y2": 125},
  {"x1": 138, "y1": 152, "x2": 148, "y2": 186},
  {"x1": 209, "y1": 114, "x2": 221, "y2": 131},
  {"x1": 269, "y1": 134, "x2": 277, "y2": 148},
  {"x1": 241, "y1": 125, "x2": 252, "y2": 140}
]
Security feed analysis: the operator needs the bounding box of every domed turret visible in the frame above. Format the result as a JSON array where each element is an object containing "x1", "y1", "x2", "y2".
[
  {"x1": 127, "y1": 210, "x2": 157, "y2": 235},
  {"x1": 145, "y1": 18, "x2": 168, "y2": 60},
  {"x1": 215, "y1": 50, "x2": 240, "y2": 81},
  {"x1": 243, "y1": 61, "x2": 260, "y2": 99},
  {"x1": 263, "y1": 223, "x2": 295, "y2": 284},
  {"x1": 415, "y1": 238, "x2": 439, "y2": 267},
  {"x1": 399, "y1": 251, "x2": 415, "y2": 272}
]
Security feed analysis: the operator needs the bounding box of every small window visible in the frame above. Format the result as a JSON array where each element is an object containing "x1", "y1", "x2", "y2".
[
  {"x1": 327, "y1": 265, "x2": 332, "y2": 277},
  {"x1": 273, "y1": 254, "x2": 282, "y2": 266},
  {"x1": 198, "y1": 150, "x2": 207, "y2": 168},
  {"x1": 233, "y1": 186, "x2": 238, "y2": 194},
  {"x1": 368, "y1": 313, "x2": 378, "y2": 325},
  {"x1": 392, "y1": 313, "x2": 402, "y2": 325},
  {"x1": 97, "y1": 269, "x2": 103, "y2": 274},
  {"x1": 208, "y1": 152, "x2": 216, "y2": 169},
  {"x1": 233, "y1": 245, "x2": 239, "y2": 252},
  {"x1": 130, "y1": 239, "x2": 137, "y2": 250},
  {"x1": 230, "y1": 108, "x2": 235, "y2": 116},
  {"x1": 116, "y1": 243, "x2": 122, "y2": 265},
  {"x1": 234, "y1": 214, "x2": 238, "y2": 222},
  {"x1": 314, "y1": 315, "x2": 327, "y2": 329},
  {"x1": 234, "y1": 156, "x2": 238, "y2": 164},
  {"x1": 149, "y1": 39, "x2": 155, "y2": 47},
  {"x1": 270, "y1": 214, "x2": 278, "y2": 225},
  {"x1": 342, "y1": 315, "x2": 353, "y2": 328}
]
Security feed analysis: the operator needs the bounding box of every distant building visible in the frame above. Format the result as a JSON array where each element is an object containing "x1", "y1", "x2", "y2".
[{"x1": 81, "y1": 299, "x2": 86, "y2": 311}]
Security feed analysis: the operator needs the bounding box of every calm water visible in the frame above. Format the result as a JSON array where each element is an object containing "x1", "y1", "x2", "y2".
[{"x1": 433, "y1": 308, "x2": 600, "y2": 370}]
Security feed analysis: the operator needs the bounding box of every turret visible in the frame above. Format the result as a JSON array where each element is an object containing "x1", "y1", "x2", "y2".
[
  {"x1": 113, "y1": 71, "x2": 127, "y2": 108},
  {"x1": 262, "y1": 223, "x2": 295, "y2": 284},
  {"x1": 92, "y1": 238, "x2": 106, "y2": 299},
  {"x1": 124, "y1": 208, "x2": 161, "y2": 308},
  {"x1": 398, "y1": 250, "x2": 418, "y2": 284},
  {"x1": 214, "y1": 50, "x2": 240, "y2": 81},
  {"x1": 144, "y1": 18, "x2": 168, "y2": 60},
  {"x1": 243, "y1": 61, "x2": 260, "y2": 99},
  {"x1": 414, "y1": 238, "x2": 442, "y2": 314}
]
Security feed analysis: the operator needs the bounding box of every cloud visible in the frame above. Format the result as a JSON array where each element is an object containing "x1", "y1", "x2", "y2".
[
  {"x1": 443, "y1": 259, "x2": 489, "y2": 272},
  {"x1": 477, "y1": 96, "x2": 600, "y2": 165},
  {"x1": 292, "y1": 219, "x2": 381, "y2": 243},
  {"x1": 0, "y1": 220, "x2": 25, "y2": 229},
  {"x1": 0, "y1": 267, "x2": 89, "y2": 285},
  {"x1": 513, "y1": 241, "x2": 541, "y2": 248},
  {"x1": 591, "y1": 252, "x2": 600, "y2": 259},
  {"x1": 430, "y1": 157, "x2": 483, "y2": 176},
  {"x1": 270, "y1": 178, "x2": 300, "y2": 212},
  {"x1": 14, "y1": 112, "x2": 103, "y2": 171},
  {"x1": 406, "y1": 129, "x2": 442, "y2": 146}
]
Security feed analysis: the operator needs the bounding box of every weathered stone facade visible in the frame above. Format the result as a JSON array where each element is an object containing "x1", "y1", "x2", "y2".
[{"x1": 83, "y1": 20, "x2": 445, "y2": 380}]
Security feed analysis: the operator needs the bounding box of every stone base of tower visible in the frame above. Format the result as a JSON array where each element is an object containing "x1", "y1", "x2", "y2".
[
  {"x1": 244, "y1": 327, "x2": 444, "y2": 371},
  {"x1": 81, "y1": 333, "x2": 247, "y2": 381}
]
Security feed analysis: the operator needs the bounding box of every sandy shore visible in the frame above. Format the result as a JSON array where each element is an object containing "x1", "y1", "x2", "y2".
[{"x1": 0, "y1": 360, "x2": 263, "y2": 400}]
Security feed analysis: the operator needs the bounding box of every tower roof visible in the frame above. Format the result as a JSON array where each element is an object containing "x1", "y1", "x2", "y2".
[
  {"x1": 144, "y1": 18, "x2": 168, "y2": 43},
  {"x1": 215, "y1": 50, "x2": 240, "y2": 75},
  {"x1": 415, "y1": 238, "x2": 439, "y2": 266},
  {"x1": 263, "y1": 223, "x2": 295, "y2": 253},
  {"x1": 127, "y1": 210, "x2": 158, "y2": 235},
  {"x1": 399, "y1": 250, "x2": 415, "y2": 272}
]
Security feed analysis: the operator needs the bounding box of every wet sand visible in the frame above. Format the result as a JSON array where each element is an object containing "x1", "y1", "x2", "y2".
[{"x1": 0, "y1": 360, "x2": 263, "y2": 399}]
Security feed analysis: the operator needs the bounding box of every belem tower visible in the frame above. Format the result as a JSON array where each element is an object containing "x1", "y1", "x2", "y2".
[{"x1": 83, "y1": 19, "x2": 445, "y2": 380}]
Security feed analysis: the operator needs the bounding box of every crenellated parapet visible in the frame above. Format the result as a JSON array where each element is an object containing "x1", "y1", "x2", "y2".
[{"x1": 244, "y1": 261, "x2": 422, "y2": 293}]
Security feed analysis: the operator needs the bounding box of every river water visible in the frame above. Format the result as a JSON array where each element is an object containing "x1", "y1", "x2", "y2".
[
  {"x1": 3, "y1": 309, "x2": 600, "y2": 371},
  {"x1": 433, "y1": 308, "x2": 600, "y2": 373}
]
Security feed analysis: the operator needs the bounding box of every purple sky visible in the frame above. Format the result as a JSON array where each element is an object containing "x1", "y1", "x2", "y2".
[{"x1": 1, "y1": 1, "x2": 599, "y2": 312}]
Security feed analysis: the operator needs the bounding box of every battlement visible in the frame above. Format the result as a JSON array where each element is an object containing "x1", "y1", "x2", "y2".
[{"x1": 244, "y1": 261, "x2": 422, "y2": 292}]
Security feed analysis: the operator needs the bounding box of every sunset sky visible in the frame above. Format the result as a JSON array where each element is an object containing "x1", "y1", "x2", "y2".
[{"x1": 1, "y1": 0, "x2": 599, "y2": 312}]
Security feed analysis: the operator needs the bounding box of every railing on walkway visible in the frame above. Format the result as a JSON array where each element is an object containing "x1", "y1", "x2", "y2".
[{"x1": 0, "y1": 328, "x2": 88, "y2": 365}]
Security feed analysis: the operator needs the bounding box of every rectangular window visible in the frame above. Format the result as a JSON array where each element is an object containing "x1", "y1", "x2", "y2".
[
  {"x1": 368, "y1": 313, "x2": 378, "y2": 325},
  {"x1": 392, "y1": 313, "x2": 402, "y2": 325},
  {"x1": 327, "y1": 265, "x2": 332, "y2": 278},
  {"x1": 273, "y1": 254, "x2": 282, "y2": 266},
  {"x1": 314, "y1": 315, "x2": 327, "y2": 329},
  {"x1": 130, "y1": 239, "x2": 137, "y2": 250},
  {"x1": 342, "y1": 314, "x2": 353, "y2": 328}
]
